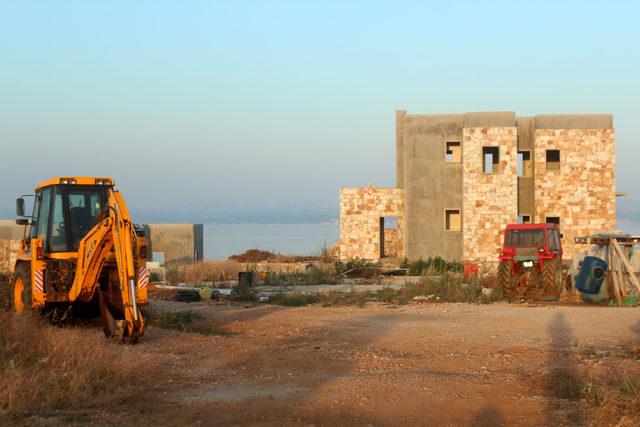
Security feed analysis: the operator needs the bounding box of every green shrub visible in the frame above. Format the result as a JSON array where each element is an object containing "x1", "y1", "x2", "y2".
[
  {"x1": 229, "y1": 280, "x2": 257, "y2": 302},
  {"x1": 401, "y1": 272, "x2": 500, "y2": 304},
  {"x1": 155, "y1": 310, "x2": 235, "y2": 336},
  {"x1": 375, "y1": 286, "x2": 398, "y2": 304},
  {"x1": 334, "y1": 259, "x2": 378, "y2": 277},
  {"x1": 404, "y1": 256, "x2": 463, "y2": 276},
  {"x1": 157, "y1": 310, "x2": 204, "y2": 330}
]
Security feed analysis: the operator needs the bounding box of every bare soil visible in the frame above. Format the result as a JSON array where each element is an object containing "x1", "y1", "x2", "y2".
[{"x1": 13, "y1": 299, "x2": 640, "y2": 426}]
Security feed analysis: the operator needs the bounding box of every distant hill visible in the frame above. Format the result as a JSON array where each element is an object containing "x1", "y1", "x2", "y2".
[
  {"x1": 125, "y1": 201, "x2": 338, "y2": 224},
  {"x1": 0, "y1": 204, "x2": 337, "y2": 225},
  {"x1": 1, "y1": 199, "x2": 637, "y2": 231}
]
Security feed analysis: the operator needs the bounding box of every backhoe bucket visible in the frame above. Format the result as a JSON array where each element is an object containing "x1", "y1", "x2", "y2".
[
  {"x1": 99, "y1": 290, "x2": 118, "y2": 338},
  {"x1": 99, "y1": 290, "x2": 143, "y2": 344}
]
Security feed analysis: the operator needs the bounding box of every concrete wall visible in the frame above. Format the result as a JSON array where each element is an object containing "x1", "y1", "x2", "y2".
[
  {"x1": 402, "y1": 114, "x2": 464, "y2": 261},
  {"x1": 534, "y1": 114, "x2": 613, "y2": 130},
  {"x1": 339, "y1": 187, "x2": 404, "y2": 260},
  {"x1": 396, "y1": 110, "x2": 407, "y2": 189},
  {"x1": 143, "y1": 224, "x2": 204, "y2": 265},
  {"x1": 517, "y1": 117, "x2": 536, "y2": 217},
  {"x1": 518, "y1": 177, "x2": 535, "y2": 216}
]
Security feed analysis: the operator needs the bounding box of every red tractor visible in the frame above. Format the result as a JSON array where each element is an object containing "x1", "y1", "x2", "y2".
[{"x1": 497, "y1": 223, "x2": 567, "y2": 300}]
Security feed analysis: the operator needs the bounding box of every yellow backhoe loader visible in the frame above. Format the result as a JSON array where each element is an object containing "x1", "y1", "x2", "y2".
[{"x1": 11, "y1": 177, "x2": 148, "y2": 343}]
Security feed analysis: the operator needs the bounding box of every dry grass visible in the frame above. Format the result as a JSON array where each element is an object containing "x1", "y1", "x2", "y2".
[
  {"x1": 545, "y1": 343, "x2": 640, "y2": 425},
  {"x1": 0, "y1": 277, "x2": 11, "y2": 311},
  {"x1": 577, "y1": 345, "x2": 640, "y2": 425},
  {"x1": 172, "y1": 260, "x2": 244, "y2": 284},
  {"x1": 0, "y1": 312, "x2": 151, "y2": 421}
]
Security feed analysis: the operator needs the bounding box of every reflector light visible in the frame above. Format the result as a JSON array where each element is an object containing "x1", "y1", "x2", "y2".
[
  {"x1": 36, "y1": 246, "x2": 43, "y2": 260},
  {"x1": 139, "y1": 245, "x2": 147, "y2": 259}
]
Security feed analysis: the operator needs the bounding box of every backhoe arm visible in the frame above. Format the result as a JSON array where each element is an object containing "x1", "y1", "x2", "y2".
[{"x1": 70, "y1": 188, "x2": 144, "y2": 343}]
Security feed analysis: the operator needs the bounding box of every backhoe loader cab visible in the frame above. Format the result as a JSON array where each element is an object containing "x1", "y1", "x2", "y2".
[{"x1": 12, "y1": 177, "x2": 148, "y2": 343}]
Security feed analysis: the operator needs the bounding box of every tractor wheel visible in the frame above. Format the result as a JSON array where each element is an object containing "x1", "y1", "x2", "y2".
[
  {"x1": 498, "y1": 261, "x2": 515, "y2": 297},
  {"x1": 12, "y1": 263, "x2": 32, "y2": 314},
  {"x1": 542, "y1": 258, "x2": 563, "y2": 300}
]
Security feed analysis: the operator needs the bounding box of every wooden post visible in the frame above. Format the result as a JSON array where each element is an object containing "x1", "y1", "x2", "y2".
[
  {"x1": 617, "y1": 247, "x2": 627, "y2": 298},
  {"x1": 609, "y1": 243, "x2": 623, "y2": 306},
  {"x1": 612, "y1": 239, "x2": 640, "y2": 294}
]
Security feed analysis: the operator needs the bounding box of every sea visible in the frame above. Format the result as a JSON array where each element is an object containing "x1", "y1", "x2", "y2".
[
  {"x1": 203, "y1": 223, "x2": 339, "y2": 260},
  {"x1": 201, "y1": 219, "x2": 640, "y2": 260}
]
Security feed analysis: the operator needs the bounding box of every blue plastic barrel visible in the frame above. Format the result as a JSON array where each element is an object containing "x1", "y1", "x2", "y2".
[{"x1": 575, "y1": 256, "x2": 608, "y2": 295}]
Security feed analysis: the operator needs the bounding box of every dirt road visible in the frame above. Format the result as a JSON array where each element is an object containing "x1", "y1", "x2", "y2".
[{"x1": 74, "y1": 299, "x2": 630, "y2": 426}]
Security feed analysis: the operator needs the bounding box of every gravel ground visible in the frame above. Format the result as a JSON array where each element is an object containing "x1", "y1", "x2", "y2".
[
  {"x1": 28, "y1": 298, "x2": 640, "y2": 426},
  {"x1": 95, "y1": 298, "x2": 638, "y2": 426}
]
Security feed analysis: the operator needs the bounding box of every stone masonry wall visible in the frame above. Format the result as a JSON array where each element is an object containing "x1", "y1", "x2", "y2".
[
  {"x1": 462, "y1": 127, "x2": 518, "y2": 262},
  {"x1": 534, "y1": 129, "x2": 616, "y2": 259},
  {"x1": 0, "y1": 240, "x2": 20, "y2": 273},
  {"x1": 383, "y1": 229, "x2": 401, "y2": 259},
  {"x1": 339, "y1": 186, "x2": 404, "y2": 260}
]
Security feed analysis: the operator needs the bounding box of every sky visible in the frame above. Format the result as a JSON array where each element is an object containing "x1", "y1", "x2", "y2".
[{"x1": 0, "y1": 1, "x2": 638, "y2": 222}]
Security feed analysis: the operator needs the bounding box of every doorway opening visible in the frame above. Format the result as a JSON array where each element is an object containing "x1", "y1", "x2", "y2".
[{"x1": 379, "y1": 217, "x2": 399, "y2": 258}]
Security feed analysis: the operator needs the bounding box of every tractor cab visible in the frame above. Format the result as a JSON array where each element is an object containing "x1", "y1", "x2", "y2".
[
  {"x1": 500, "y1": 223, "x2": 563, "y2": 264},
  {"x1": 498, "y1": 223, "x2": 566, "y2": 300},
  {"x1": 16, "y1": 177, "x2": 114, "y2": 254}
]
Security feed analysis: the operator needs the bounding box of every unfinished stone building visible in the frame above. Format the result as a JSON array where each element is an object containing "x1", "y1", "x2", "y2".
[{"x1": 339, "y1": 111, "x2": 616, "y2": 263}]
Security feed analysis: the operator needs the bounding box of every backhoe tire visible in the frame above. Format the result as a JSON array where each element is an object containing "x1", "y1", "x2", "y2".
[
  {"x1": 542, "y1": 258, "x2": 563, "y2": 301},
  {"x1": 498, "y1": 261, "x2": 515, "y2": 298},
  {"x1": 12, "y1": 263, "x2": 32, "y2": 314}
]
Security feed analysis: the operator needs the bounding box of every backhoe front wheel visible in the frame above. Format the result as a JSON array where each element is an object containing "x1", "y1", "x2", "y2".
[{"x1": 12, "y1": 263, "x2": 32, "y2": 314}]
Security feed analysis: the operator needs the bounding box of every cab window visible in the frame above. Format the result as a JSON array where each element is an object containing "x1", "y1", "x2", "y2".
[
  {"x1": 505, "y1": 229, "x2": 546, "y2": 247},
  {"x1": 548, "y1": 229, "x2": 560, "y2": 251},
  {"x1": 68, "y1": 189, "x2": 105, "y2": 250},
  {"x1": 49, "y1": 189, "x2": 68, "y2": 252},
  {"x1": 33, "y1": 188, "x2": 52, "y2": 240}
]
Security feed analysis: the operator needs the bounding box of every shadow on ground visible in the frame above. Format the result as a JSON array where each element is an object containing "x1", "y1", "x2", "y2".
[{"x1": 545, "y1": 312, "x2": 584, "y2": 425}]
